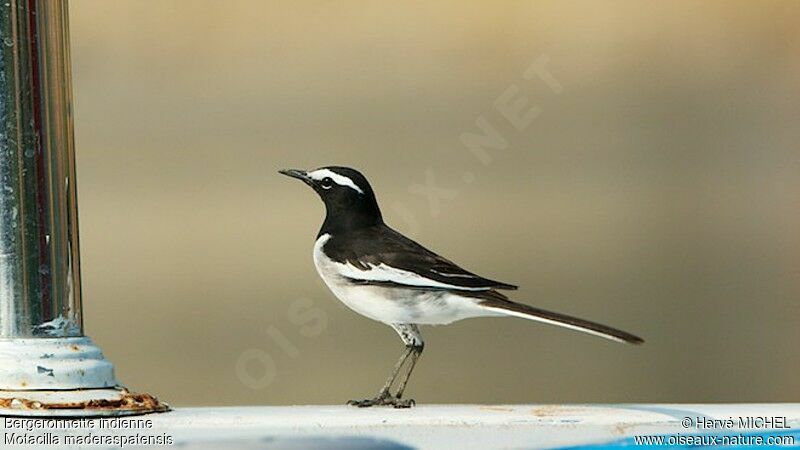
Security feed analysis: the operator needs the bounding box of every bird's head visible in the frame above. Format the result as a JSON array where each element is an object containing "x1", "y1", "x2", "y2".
[{"x1": 279, "y1": 166, "x2": 383, "y2": 233}]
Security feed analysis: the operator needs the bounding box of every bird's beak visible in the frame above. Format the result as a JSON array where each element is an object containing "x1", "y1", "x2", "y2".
[{"x1": 279, "y1": 168, "x2": 310, "y2": 182}]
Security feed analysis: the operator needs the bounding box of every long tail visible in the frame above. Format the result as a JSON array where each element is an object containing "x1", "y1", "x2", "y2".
[{"x1": 478, "y1": 294, "x2": 644, "y2": 345}]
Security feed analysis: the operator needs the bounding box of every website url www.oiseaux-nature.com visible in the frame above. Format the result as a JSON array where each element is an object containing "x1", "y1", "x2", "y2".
[{"x1": 633, "y1": 433, "x2": 795, "y2": 447}]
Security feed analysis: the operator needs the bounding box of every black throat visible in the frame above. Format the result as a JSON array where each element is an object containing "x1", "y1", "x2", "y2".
[{"x1": 318, "y1": 192, "x2": 383, "y2": 237}]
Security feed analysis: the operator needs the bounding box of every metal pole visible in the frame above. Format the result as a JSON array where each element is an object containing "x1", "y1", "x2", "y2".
[
  {"x1": 0, "y1": 0, "x2": 81, "y2": 339},
  {"x1": 0, "y1": 0, "x2": 166, "y2": 416}
]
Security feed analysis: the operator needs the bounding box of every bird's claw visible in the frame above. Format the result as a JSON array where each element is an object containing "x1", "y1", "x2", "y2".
[{"x1": 347, "y1": 393, "x2": 415, "y2": 408}]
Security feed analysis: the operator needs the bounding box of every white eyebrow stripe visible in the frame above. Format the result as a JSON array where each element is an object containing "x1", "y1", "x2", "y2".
[{"x1": 307, "y1": 169, "x2": 364, "y2": 194}]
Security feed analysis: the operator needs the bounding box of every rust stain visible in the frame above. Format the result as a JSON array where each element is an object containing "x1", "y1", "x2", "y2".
[
  {"x1": 480, "y1": 406, "x2": 514, "y2": 412},
  {"x1": 530, "y1": 405, "x2": 592, "y2": 417},
  {"x1": 70, "y1": 345, "x2": 79, "y2": 351},
  {"x1": 613, "y1": 423, "x2": 635, "y2": 435},
  {"x1": 0, "y1": 390, "x2": 169, "y2": 413},
  {"x1": 531, "y1": 405, "x2": 565, "y2": 417}
]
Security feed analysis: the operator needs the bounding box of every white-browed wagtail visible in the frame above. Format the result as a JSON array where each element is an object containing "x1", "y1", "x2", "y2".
[{"x1": 280, "y1": 166, "x2": 643, "y2": 408}]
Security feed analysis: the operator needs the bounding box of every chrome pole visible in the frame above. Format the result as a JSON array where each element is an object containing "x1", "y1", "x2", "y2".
[
  {"x1": 0, "y1": 0, "x2": 166, "y2": 416},
  {"x1": 0, "y1": 0, "x2": 82, "y2": 339}
]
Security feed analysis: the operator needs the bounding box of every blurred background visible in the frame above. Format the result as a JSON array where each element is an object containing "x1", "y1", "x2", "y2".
[{"x1": 69, "y1": 0, "x2": 800, "y2": 406}]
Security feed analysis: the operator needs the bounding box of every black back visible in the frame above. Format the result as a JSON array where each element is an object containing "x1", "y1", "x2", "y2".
[
  {"x1": 310, "y1": 166, "x2": 517, "y2": 291},
  {"x1": 324, "y1": 223, "x2": 518, "y2": 291}
]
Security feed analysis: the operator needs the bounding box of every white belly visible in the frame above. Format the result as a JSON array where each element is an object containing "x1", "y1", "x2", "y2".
[{"x1": 313, "y1": 234, "x2": 492, "y2": 325}]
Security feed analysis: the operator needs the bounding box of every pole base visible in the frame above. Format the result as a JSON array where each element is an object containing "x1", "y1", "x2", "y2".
[
  {"x1": 0, "y1": 336, "x2": 117, "y2": 389},
  {"x1": 0, "y1": 337, "x2": 168, "y2": 416},
  {"x1": 0, "y1": 387, "x2": 169, "y2": 417}
]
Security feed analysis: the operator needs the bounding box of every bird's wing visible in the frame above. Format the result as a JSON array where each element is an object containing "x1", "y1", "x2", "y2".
[{"x1": 325, "y1": 225, "x2": 517, "y2": 291}]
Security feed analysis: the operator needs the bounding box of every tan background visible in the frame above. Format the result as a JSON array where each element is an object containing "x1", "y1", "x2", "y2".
[{"x1": 69, "y1": 0, "x2": 800, "y2": 406}]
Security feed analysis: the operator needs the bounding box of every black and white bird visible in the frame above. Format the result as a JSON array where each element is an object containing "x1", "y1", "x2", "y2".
[{"x1": 280, "y1": 166, "x2": 643, "y2": 408}]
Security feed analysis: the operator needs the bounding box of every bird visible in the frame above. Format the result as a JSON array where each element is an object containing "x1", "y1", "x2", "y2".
[{"x1": 280, "y1": 166, "x2": 643, "y2": 408}]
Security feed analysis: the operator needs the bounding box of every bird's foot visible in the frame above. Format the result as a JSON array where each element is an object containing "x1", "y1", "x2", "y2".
[{"x1": 347, "y1": 391, "x2": 415, "y2": 408}]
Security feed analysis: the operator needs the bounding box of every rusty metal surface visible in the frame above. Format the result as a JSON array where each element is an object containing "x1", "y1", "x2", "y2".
[{"x1": 0, "y1": 387, "x2": 169, "y2": 417}]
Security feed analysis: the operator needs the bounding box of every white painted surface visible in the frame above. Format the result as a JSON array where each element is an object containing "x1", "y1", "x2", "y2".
[
  {"x1": 0, "y1": 337, "x2": 118, "y2": 390},
  {"x1": 5, "y1": 404, "x2": 797, "y2": 449}
]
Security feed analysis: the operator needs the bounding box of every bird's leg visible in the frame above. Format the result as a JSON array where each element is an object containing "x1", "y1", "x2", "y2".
[
  {"x1": 395, "y1": 344, "x2": 423, "y2": 400},
  {"x1": 348, "y1": 324, "x2": 422, "y2": 408},
  {"x1": 377, "y1": 345, "x2": 414, "y2": 398},
  {"x1": 347, "y1": 345, "x2": 413, "y2": 408}
]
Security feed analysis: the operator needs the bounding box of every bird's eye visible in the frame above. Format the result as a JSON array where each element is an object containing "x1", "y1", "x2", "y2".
[{"x1": 320, "y1": 177, "x2": 334, "y2": 189}]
